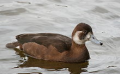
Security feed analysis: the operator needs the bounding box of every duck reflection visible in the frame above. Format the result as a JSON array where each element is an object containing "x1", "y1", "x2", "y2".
[{"x1": 14, "y1": 48, "x2": 89, "y2": 74}]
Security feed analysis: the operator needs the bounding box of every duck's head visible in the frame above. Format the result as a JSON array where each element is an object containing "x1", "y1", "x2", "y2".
[{"x1": 72, "y1": 23, "x2": 103, "y2": 45}]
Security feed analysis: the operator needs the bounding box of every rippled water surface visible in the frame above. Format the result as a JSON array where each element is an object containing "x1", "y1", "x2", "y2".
[{"x1": 0, "y1": 0, "x2": 120, "y2": 74}]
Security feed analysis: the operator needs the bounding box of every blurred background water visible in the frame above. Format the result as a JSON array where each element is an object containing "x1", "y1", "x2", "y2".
[{"x1": 0, "y1": 0, "x2": 120, "y2": 74}]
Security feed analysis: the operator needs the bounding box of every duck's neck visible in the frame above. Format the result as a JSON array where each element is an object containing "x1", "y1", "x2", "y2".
[
  {"x1": 71, "y1": 41, "x2": 84, "y2": 51},
  {"x1": 68, "y1": 40, "x2": 90, "y2": 62}
]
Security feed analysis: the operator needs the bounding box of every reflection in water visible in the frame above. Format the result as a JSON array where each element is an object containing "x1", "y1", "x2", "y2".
[{"x1": 14, "y1": 48, "x2": 89, "y2": 74}]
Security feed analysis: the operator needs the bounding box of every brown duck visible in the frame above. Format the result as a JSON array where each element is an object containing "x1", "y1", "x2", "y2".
[{"x1": 6, "y1": 23, "x2": 103, "y2": 63}]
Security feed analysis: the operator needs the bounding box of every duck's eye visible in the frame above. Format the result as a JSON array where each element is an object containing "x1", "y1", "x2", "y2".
[
  {"x1": 84, "y1": 30, "x2": 87, "y2": 34},
  {"x1": 93, "y1": 37, "x2": 95, "y2": 39}
]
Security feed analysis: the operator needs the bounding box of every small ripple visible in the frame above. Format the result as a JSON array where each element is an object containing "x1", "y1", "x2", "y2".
[
  {"x1": 0, "y1": 8, "x2": 27, "y2": 16},
  {"x1": 92, "y1": 6, "x2": 109, "y2": 13}
]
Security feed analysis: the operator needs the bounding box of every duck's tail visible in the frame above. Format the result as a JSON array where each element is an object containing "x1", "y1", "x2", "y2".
[{"x1": 6, "y1": 42, "x2": 20, "y2": 48}]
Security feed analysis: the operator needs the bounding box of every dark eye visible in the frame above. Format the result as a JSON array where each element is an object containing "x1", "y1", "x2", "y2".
[
  {"x1": 84, "y1": 30, "x2": 87, "y2": 34},
  {"x1": 93, "y1": 37, "x2": 95, "y2": 39}
]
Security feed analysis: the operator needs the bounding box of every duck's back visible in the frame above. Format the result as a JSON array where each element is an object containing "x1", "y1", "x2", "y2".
[{"x1": 16, "y1": 33, "x2": 72, "y2": 52}]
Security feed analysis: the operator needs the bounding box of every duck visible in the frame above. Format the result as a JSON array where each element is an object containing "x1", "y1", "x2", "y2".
[{"x1": 6, "y1": 23, "x2": 103, "y2": 63}]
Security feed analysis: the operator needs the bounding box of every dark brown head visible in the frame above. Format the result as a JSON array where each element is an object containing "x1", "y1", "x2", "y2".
[{"x1": 72, "y1": 23, "x2": 103, "y2": 45}]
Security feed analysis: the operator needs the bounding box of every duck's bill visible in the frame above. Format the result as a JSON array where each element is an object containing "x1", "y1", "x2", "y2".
[{"x1": 90, "y1": 35, "x2": 103, "y2": 45}]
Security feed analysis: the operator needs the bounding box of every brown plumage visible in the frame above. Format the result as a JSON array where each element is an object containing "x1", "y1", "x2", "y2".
[{"x1": 6, "y1": 23, "x2": 102, "y2": 62}]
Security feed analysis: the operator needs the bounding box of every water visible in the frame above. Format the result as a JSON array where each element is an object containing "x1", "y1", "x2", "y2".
[{"x1": 0, "y1": 0, "x2": 120, "y2": 74}]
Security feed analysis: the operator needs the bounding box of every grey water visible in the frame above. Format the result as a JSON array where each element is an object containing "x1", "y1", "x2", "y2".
[{"x1": 0, "y1": 0, "x2": 120, "y2": 74}]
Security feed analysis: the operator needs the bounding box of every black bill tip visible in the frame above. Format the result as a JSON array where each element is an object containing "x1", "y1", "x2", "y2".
[{"x1": 100, "y1": 42, "x2": 103, "y2": 45}]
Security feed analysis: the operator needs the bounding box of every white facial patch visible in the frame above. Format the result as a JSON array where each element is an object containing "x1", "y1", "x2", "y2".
[
  {"x1": 73, "y1": 31, "x2": 84, "y2": 44},
  {"x1": 73, "y1": 31, "x2": 92, "y2": 45},
  {"x1": 85, "y1": 32, "x2": 91, "y2": 40}
]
